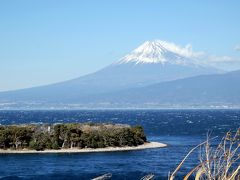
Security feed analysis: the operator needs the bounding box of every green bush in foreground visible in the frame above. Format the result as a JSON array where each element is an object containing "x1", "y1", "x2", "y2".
[{"x1": 0, "y1": 123, "x2": 147, "y2": 151}]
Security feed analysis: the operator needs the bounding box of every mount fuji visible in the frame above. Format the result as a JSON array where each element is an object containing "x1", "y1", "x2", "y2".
[{"x1": 0, "y1": 40, "x2": 221, "y2": 106}]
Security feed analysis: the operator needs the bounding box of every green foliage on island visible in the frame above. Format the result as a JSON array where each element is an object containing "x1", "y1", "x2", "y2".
[{"x1": 0, "y1": 123, "x2": 147, "y2": 151}]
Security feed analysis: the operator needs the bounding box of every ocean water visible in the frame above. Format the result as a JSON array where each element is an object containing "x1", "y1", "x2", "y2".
[{"x1": 0, "y1": 109, "x2": 239, "y2": 180}]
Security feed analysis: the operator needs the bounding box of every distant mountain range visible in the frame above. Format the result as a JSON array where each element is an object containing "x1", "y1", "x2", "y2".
[
  {"x1": 1, "y1": 40, "x2": 239, "y2": 109},
  {"x1": 83, "y1": 70, "x2": 240, "y2": 108}
]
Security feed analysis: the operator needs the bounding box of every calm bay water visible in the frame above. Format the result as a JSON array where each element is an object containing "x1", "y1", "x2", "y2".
[{"x1": 0, "y1": 109, "x2": 239, "y2": 179}]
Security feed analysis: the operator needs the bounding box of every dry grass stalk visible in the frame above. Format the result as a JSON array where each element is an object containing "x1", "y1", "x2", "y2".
[
  {"x1": 169, "y1": 137, "x2": 217, "y2": 180},
  {"x1": 169, "y1": 128, "x2": 240, "y2": 180}
]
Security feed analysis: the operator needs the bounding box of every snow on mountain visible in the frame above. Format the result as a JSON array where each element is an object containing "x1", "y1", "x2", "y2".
[{"x1": 117, "y1": 40, "x2": 202, "y2": 66}]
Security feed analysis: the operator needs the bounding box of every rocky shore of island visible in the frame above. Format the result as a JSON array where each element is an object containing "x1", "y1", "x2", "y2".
[{"x1": 0, "y1": 141, "x2": 167, "y2": 154}]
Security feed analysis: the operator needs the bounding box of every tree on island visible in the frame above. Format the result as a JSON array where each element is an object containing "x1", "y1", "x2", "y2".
[{"x1": 0, "y1": 123, "x2": 147, "y2": 151}]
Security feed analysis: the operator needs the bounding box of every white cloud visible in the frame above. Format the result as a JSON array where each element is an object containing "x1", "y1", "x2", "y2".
[
  {"x1": 234, "y1": 45, "x2": 240, "y2": 51},
  {"x1": 195, "y1": 54, "x2": 240, "y2": 71},
  {"x1": 207, "y1": 55, "x2": 235, "y2": 62},
  {"x1": 163, "y1": 41, "x2": 240, "y2": 69},
  {"x1": 158, "y1": 41, "x2": 240, "y2": 68},
  {"x1": 156, "y1": 40, "x2": 205, "y2": 58}
]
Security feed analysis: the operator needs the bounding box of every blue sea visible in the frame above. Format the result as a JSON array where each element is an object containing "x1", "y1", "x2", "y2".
[{"x1": 0, "y1": 109, "x2": 239, "y2": 180}]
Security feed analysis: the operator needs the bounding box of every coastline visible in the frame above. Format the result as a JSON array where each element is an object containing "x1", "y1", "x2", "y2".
[{"x1": 0, "y1": 142, "x2": 167, "y2": 154}]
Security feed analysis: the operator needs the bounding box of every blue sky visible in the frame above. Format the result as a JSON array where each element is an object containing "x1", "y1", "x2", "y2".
[{"x1": 0, "y1": 0, "x2": 240, "y2": 91}]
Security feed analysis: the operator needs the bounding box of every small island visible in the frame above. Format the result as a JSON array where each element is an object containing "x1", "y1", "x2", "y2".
[{"x1": 0, "y1": 123, "x2": 166, "y2": 153}]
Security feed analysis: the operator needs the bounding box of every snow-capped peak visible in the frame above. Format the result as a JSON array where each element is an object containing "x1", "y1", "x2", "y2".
[{"x1": 117, "y1": 40, "x2": 200, "y2": 66}]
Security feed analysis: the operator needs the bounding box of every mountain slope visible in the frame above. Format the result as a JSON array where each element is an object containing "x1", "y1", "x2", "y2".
[
  {"x1": 84, "y1": 70, "x2": 240, "y2": 107},
  {"x1": 0, "y1": 40, "x2": 220, "y2": 104}
]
